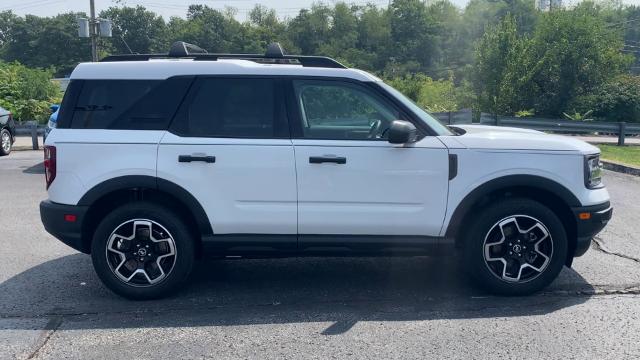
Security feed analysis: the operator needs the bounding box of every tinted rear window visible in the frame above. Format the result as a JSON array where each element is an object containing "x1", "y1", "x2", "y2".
[
  {"x1": 171, "y1": 78, "x2": 288, "y2": 138},
  {"x1": 65, "y1": 77, "x2": 193, "y2": 130}
]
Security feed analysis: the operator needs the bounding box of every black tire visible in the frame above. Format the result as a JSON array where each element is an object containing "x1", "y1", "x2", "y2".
[
  {"x1": 91, "y1": 202, "x2": 195, "y2": 300},
  {"x1": 461, "y1": 198, "x2": 568, "y2": 296},
  {"x1": 0, "y1": 129, "x2": 12, "y2": 156}
]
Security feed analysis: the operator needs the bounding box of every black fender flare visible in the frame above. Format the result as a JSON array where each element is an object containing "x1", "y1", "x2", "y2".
[
  {"x1": 444, "y1": 174, "x2": 581, "y2": 239},
  {"x1": 78, "y1": 175, "x2": 213, "y2": 236}
]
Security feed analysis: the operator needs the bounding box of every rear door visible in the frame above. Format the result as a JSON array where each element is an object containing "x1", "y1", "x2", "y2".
[
  {"x1": 288, "y1": 79, "x2": 449, "y2": 249},
  {"x1": 157, "y1": 77, "x2": 297, "y2": 252}
]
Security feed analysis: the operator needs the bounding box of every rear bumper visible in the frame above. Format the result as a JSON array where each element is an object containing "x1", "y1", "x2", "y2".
[
  {"x1": 40, "y1": 200, "x2": 89, "y2": 253},
  {"x1": 572, "y1": 201, "x2": 613, "y2": 257}
]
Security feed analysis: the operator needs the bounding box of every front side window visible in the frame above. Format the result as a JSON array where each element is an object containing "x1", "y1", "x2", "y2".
[
  {"x1": 293, "y1": 80, "x2": 400, "y2": 140},
  {"x1": 172, "y1": 78, "x2": 287, "y2": 138}
]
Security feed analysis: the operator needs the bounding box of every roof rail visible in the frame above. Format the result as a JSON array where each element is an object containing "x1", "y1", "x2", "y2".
[{"x1": 100, "y1": 41, "x2": 346, "y2": 69}]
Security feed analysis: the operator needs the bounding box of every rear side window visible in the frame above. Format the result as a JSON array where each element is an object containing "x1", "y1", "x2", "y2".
[
  {"x1": 67, "y1": 77, "x2": 192, "y2": 130},
  {"x1": 171, "y1": 77, "x2": 288, "y2": 138}
]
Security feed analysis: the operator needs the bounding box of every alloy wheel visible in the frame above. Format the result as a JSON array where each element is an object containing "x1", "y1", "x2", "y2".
[
  {"x1": 105, "y1": 219, "x2": 177, "y2": 287},
  {"x1": 483, "y1": 215, "x2": 553, "y2": 283},
  {"x1": 1, "y1": 131, "x2": 10, "y2": 153}
]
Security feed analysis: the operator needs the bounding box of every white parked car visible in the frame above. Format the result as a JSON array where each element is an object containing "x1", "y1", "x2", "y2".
[{"x1": 40, "y1": 42, "x2": 612, "y2": 299}]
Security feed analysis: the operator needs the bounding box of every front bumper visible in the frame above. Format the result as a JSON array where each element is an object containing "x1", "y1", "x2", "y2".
[
  {"x1": 571, "y1": 201, "x2": 613, "y2": 257},
  {"x1": 40, "y1": 200, "x2": 89, "y2": 253}
]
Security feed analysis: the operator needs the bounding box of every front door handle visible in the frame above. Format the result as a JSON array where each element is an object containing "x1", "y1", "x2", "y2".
[
  {"x1": 309, "y1": 156, "x2": 347, "y2": 164},
  {"x1": 178, "y1": 155, "x2": 216, "y2": 163}
]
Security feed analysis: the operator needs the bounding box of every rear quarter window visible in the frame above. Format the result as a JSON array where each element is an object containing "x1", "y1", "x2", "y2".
[{"x1": 62, "y1": 77, "x2": 193, "y2": 130}]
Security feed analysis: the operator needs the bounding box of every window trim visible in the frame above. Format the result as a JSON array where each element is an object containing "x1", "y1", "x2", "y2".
[
  {"x1": 168, "y1": 75, "x2": 290, "y2": 139},
  {"x1": 284, "y1": 77, "x2": 431, "y2": 141}
]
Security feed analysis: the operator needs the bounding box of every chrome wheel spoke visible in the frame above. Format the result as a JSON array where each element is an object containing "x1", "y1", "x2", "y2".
[
  {"x1": 1, "y1": 132, "x2": 10, "y2": 152},
  {"x1": 483, "y1": 215, "x2": 553, "y2": 283},
  {"x1": 105, "y1": 219, "x2": 177, "y2": 287}
]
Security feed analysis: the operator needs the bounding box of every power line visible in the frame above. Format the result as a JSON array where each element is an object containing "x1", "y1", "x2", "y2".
[{"x1": 0, "y1": 0, "x2": 65, "y2": 11}]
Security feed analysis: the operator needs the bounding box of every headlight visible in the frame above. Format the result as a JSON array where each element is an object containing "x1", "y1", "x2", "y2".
[
  {"x1": 585, "y1": 154, "x2": 603, "y2": 189},
  {"x1": 47, "y1": 120, "x2": 56, "y2": 129}
]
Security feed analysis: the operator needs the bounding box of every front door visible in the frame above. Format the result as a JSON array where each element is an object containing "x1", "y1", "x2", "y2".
[
  {"x1": 157, "y1": 77, "x2": 297, "y2": 252},
  {"x1": 288, "y1": 79, "x2": 449, "y2": 250}
]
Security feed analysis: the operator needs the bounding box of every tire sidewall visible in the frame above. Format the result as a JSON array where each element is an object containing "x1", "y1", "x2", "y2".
[
  {"x1": 463, "y1": 198, "x2": 568, "y2": 295},
  {"x1": 91, "y1": 202, "x2": 195, "y2": 300}
]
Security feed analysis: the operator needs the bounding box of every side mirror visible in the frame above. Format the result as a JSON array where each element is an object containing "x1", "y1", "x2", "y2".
[{"x1": 387, "y1": 120, "x2": 418, "y2": 144}]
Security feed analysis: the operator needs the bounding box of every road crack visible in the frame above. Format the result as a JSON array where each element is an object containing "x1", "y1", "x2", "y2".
[
  {"x1": 26, "y1": 316, "x2": 62, "y2": 360},
  {"x1": 592, "y1": 236, "x2": 640, "y2": 264}
]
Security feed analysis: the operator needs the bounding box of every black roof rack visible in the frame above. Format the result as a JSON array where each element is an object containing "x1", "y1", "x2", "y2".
[{"x1": 101, "y1": 41, "x2": 346, "y2": 69}]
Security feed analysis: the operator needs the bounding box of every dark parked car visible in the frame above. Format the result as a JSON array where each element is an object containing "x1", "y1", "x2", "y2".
[{"x1": 0, "y1": 106, "x2": 15, "y2": 156}]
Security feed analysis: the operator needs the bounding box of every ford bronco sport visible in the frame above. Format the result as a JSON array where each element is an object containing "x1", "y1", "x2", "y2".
[{"x1": 40, "y1": 42, "x2": 612, "y2": 299}]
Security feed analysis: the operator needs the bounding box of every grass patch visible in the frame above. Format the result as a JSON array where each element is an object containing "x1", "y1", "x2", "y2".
[{"x1": 598, "y1": 144, "x2": 640, "y2": 167}]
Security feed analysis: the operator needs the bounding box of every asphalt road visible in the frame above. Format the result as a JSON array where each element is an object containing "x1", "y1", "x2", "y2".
[{"x1": 1, "y1": 150, "x2": 639, "y2": 359}]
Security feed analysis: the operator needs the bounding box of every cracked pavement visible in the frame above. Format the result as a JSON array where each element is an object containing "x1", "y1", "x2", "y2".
[{"x1": 1, "y1": 150, "x2": 639, "y2": 359}]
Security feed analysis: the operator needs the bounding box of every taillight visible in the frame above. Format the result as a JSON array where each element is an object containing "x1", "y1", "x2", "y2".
[
  {"x1": 44, "y1": 145, "x2": 56, "y2": 189},
  {"x1": 7, "y1": 113, "x2": 12, "y2": 121}
]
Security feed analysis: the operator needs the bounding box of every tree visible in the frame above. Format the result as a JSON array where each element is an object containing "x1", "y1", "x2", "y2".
[
  {"x1": 589, "y1": 75, "x2": 640, "y2": 122},
  {"x1": 1, "y1": 13, "x2": 89, "y2": 76},
  {"x1": 287, "y1": 4, "x2": 332, "y2": 55},
  {"x1": 472, "y1": 14, "x2": 527, "y2": 115},
  {"x1": 0, "y1": 61, "x2": 60, "y2": 122},
  {"x1": 389, "y1": 0, "x2": 438, "y2": 71},
  {"x1": 99, "y1": 6, "x2": 168, "y2": 55},
  {"x1": 524, "y1": 5, "x2": 632, "y2": 116}
]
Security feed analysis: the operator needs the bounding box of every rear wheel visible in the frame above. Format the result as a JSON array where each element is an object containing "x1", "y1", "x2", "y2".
[
  {"x1": 462, "y1": 198, "x2": 568, "y2": 295},
  {"x1": 91, "y1": 202, "x2": 195, "y2": 299},
  {"x1": 0, "y1": 129, "x2": 11, "y2": 156}
]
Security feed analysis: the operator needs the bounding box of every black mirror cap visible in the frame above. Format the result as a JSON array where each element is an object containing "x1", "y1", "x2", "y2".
[{"x1": 388, "y1": 120, "x2": 418, "y2": 144}]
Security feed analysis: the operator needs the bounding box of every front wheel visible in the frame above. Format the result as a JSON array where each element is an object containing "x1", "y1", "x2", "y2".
[
  {"x1": 91, "y1": 202, "x2": 195, "y2": 300},
  {"x1": 462, "y1": 198, "x2": 568, "y2": 295}
]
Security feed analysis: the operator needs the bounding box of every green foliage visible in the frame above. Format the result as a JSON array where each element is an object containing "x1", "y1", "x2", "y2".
[
  {"x1": 473, "y1": 14, "x2": 527, "y2": 115},
  {"x1": 1, "y1": 0, "x2": 640, "y2": 122},
  {"x1": 386, "y1": 74, "x2": 473, "y2": 112},
  {"x1": 99, "y1": 6, "x2": 168, "y2": 55},
  {"x1": 563, "y1": 110, "x2": 594, "y2": 121},
  {"x1": 598, "y1": 144, "x2": 640, "y2": 167},
  {"x1": 0, "y1": 62, "x2": 60, "y2": 122},
  {"x1": 515, "y1": 109, "x2": 535, "y2": 117},
  {"x1": 590, "y1": 75, "x2": 640, "y2": 122},
  {"x1": 0, "y1": 12, "x2": 90, "y2": 76},
  {"x1": 473, "y1": 7, "x2": 632, "y2": 118}
]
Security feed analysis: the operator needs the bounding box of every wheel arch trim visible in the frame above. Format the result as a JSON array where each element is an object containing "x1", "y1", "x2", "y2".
[
  {"x1": 78, "y1": 175, "x2": 213, "y2": 236},
  {"x1": 444, "y1": 174, "x2": 581, "y2": 239}
]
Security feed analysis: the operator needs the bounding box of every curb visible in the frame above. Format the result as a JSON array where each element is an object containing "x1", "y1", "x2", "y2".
[
  {"x1": 13, "y1": 146, "x2": 41, "y2": 152},
  {"x1": 602, "y1": 159, "x2": 640, "y2": 177}
]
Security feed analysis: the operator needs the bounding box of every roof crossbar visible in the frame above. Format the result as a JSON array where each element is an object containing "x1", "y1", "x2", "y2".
[{"x1": 100, "y1": 41, "x2": 346, "y2": 69}]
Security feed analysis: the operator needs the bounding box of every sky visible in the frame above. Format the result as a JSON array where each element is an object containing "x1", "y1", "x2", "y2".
[{"x1": 3, "y1": 0, "x2": 640, "y2": 21}]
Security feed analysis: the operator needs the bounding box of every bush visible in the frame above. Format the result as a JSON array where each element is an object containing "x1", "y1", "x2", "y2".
[
  {"x1": 385, "y1": 73, "x2": 474, "y2": 112},
  {"x1": 590, "y1": 75, "x2": 640, "y2": 123},
  {"x1": 0, "y1": 61, "x2": 61, "y2": 123}
]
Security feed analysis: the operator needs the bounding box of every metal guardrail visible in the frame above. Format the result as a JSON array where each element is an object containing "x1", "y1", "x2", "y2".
[
  {"x1": 15, "y1": 122, "x2": 45, "y2": 150},
  {"x1": 432, "y1": 111, "x2": 640, "y2": 146},
  {"x1": 14, "y1": 113, "x2": 640, "y2": 150}
]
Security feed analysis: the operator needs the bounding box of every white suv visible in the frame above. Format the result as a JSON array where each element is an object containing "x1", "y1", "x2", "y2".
[{"x1": 40, "y1": 42, "x2": 612, "y2": 299}]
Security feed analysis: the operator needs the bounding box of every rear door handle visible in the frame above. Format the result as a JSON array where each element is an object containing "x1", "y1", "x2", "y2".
[
  {"x1": 178, "y1": 155, "x2": 216, "y2": 163},
  {"x1": 309, "y1": 156, "x2": 347, "y2": 164}
]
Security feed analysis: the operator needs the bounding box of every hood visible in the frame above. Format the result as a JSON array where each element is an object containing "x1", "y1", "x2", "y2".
[{"x1": 444, "y1": 124, "x2": 599, "y2": 153}]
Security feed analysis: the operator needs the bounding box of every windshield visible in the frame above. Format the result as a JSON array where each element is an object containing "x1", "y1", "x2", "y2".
[
  {"x1": 380, "y1": 82, "x2": 454, "y2": 136},
  {"x1": 379, "y1": 82, "x2": 453, "y2": 136}
]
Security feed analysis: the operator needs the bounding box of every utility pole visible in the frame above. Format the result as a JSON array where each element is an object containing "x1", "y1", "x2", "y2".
[{"x1": 89, "y1": 0, "x2": 98, "y2": 62}]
